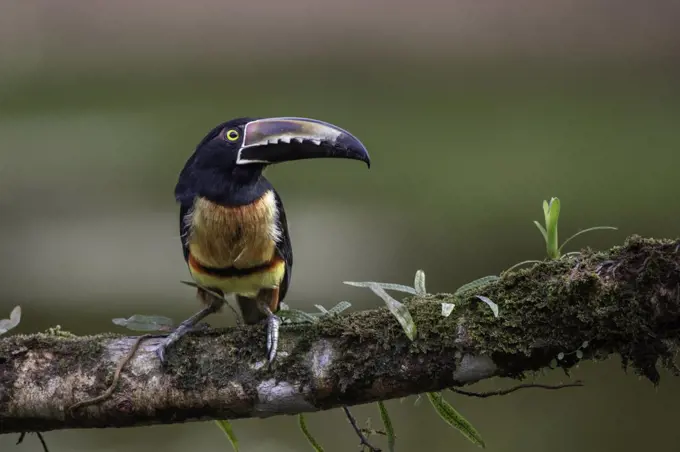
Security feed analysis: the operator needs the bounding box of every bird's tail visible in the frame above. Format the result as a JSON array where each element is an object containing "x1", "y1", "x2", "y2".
[
  {"x1": 236, "y1": 294, "x2": 268, "y2": 324},
  {"x1": 236, "y1": 287, "x2": 280, "y2": 324}
]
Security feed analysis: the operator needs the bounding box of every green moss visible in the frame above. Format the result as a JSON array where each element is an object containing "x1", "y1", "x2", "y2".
[
  {"x1": 165, "y1": 323, "x2": 278, "y2": 392},
  {"x1": 459, "y1": 235, "x2": 680, "y2": 383},
  {"x1": 268, "y1": 235, "x2": 680, "y2": 390},
  {"x1": 43, "y1": 325, "x2": 77, "y2": 338}
]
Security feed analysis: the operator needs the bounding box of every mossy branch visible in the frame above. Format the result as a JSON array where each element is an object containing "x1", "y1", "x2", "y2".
[{"x1": 1, "y1": 235, "x2": 679, "y2": 435}]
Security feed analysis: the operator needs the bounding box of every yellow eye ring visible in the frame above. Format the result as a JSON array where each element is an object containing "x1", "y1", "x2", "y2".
[{"x1": 226, "y1": 129, "x2": 240, "y2": 141}]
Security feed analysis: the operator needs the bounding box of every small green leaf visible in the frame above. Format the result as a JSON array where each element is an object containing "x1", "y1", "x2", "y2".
[
  {"x1": 557, "y1": 352, "x2": 565, "y2": 360},
  {"x1": 366, "y1": 284, "x2": 417, "y2": 340},
  {"x1": 277, "y1": 309, "x2": 319, "y2": 324},
  {"x1": 581, "y1": 340, "x2": 589, "y2": 349},
  {"x1": 414, "y1": 269, "x2": 427, "y2": 295},
  {"x1": 441, "y1": 303, "x2": 455, "y2": 317},
  {"x1": 214, "y1": 420, "x2": 239, "y2": 451},
  {"x1": 474, "y1": 295, "x2": 499, "y2": 317},
  {"x1": 346, "y1": 279, "x2": 420, "y2": 339},
  {"x1": 545, "y1": 197, "x2": 561, "y2": 259},
  {"x1": 378, "y1": 401, "x2": 396, "y2": 452},
  {"x1": 279, "y1": 301, "x2": 352, "y2": 324},
  {"x1": 298, "y1": 414, "x2": 324, "y2": 452},
  {"x1": 533, "y1": 220, "x2": 548, "y2": 243},
  {"x1": 344, "y1": 281, "x2": 417, "y2": 295},
  {"x1": 112, "y1": 314, "x2": 175, "y2": 332},
  {"x1": 546, "y1": 197, "x2": 560, "y2": 226},
  {"x1": 327, "y1": 301, "x2": 352, "y2": 315},
  {"x1": 576, "y1": 350, "x2": 584, "y2": 359},
  {"x1": 427, "y1": 392, "x2": 485, "y2": 448},
  {"x1": 454, "y1": 275, "x2": 500, "y2": 295},
  {"x1": 0, "y1": 306, "x2": 21, "y2": 336}
]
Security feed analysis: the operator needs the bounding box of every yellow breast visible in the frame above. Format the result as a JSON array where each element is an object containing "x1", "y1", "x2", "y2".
[{"x1": 185, "y1": 191, "x2": 285, "y2": 296}]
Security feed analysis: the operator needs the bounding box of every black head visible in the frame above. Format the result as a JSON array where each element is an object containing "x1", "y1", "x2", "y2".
[{"x1": 175, "y1": 117, "x2": 370, "y2": 206}]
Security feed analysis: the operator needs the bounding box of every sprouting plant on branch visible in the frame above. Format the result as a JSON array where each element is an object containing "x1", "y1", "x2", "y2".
[
  {"x1": 505, "y1": 197, "x2": 617, "y2": 273},
  {"x1": 534, "y1": 197, "x2": 617, "y2": 259}
]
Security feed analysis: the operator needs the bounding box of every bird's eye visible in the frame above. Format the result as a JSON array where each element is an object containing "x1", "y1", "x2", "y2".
[{"x1": 225, "y1": 129, "x2": 240, "y2": 141}]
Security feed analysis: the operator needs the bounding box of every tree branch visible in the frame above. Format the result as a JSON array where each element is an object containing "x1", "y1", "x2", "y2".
[{"x1": 1, "y1": 235, "x2": 679, "y2": 434}]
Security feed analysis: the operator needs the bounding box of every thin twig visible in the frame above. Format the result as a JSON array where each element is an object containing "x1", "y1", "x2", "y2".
[
  {"x1": 450, "y1": 381, "x2": 584, "y2": 398},
  {"x1": 36, "y1": 432, "x2": 49, "y2": 452},
  {"x1": 69, "y1": 334, "x2": 151, "y2": 412},
  {"x1": 343, "y1": 406, "x2": 381, "y2": 452}
]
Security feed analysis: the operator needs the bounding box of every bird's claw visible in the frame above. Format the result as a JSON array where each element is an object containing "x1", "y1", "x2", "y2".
[
  {"x1": 154, "y1": 301, "x2": 223, "y2": 367},
  {"x1": 266, "y1": 314, "x2": 281, "y2": 363},
  {"x1": 155, "y1": 321, "x2": 209, "y2": 366},
  {"x1": 156, "y1": 342, "x2": 169, "y2": 365}
]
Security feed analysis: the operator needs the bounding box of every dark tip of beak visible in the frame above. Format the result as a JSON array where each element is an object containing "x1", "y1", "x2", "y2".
[{"x1": 336, "y1": 133, "x2": 371, "y2": 168}]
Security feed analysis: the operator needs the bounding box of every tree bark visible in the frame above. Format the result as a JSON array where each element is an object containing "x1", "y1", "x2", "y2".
[{"x1": 1, "y1": 235, "x2": 679, "y2": 434}]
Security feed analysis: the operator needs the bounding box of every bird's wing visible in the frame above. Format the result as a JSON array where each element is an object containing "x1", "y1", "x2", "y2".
[
  {"x1": 179, "y1": 202, "x2": 192, "y2": 263},
  {"x1": 272, "y1": 190, "x2": 293, "y2": 302}
]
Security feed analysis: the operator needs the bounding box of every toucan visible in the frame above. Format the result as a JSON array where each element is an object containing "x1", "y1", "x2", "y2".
[{"x1": 156, "y1": 117, "x2": 370, "y2": 364}]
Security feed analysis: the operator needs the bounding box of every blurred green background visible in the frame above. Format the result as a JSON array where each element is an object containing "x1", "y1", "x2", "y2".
[{"x1": 2, "y1": 1, "x2": 680, "y2": 451}]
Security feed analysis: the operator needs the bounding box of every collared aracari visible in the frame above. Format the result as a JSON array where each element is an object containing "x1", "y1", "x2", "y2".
[{"x1": 156, "y1": 117, "x2": 370, "y2": 364}]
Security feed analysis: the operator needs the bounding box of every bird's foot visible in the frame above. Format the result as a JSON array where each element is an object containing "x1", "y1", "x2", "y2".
[
  {"x1": 155, "y1": 303, "x2": 221, "y2": 366},
  {"x1": 265, "y1": 313, "x2": 281, "y2": 364},
  {"x1": 155, "y1": 319, "x2": 195, "y2": 365}
]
